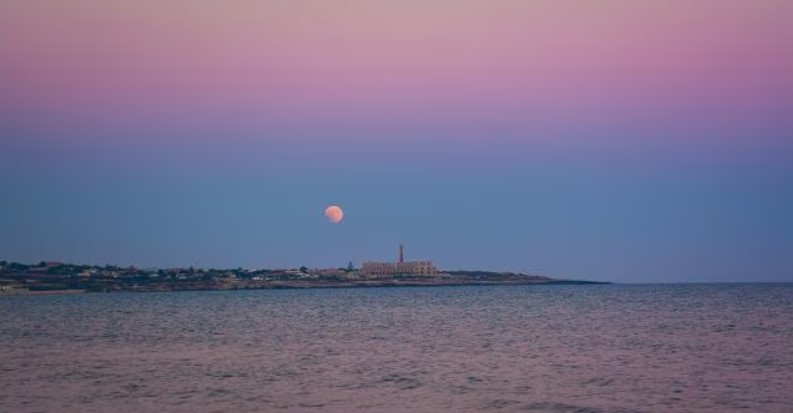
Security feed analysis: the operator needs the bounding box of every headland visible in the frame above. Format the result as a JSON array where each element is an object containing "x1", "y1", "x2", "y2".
[{"x1": 0, "y1": 260, "x2": 606, "y2": 295}]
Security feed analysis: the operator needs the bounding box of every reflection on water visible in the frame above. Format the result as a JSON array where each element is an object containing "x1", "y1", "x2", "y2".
[{"x1": 1, "y1": 284, "x2": 792, "y2": 413}]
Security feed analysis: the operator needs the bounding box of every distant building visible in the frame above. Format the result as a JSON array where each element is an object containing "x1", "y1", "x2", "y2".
[
  {"x1": 317, "y1": 268, "x2": 344, "y2": 277},
  {"x1": 361, "y1": 244, "x2": 438, "y2": 277}
]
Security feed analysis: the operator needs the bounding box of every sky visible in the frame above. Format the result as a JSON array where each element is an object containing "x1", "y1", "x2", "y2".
[{"x1": 1, "y1": 0, "x2": 792, "y2": 283}]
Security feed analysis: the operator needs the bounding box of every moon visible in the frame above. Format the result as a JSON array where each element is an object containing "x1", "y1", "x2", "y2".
[{"x1": 324, "y1": 205, "x2": 344, "y2": 224}]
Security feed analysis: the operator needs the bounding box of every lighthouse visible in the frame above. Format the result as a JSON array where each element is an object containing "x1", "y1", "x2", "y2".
[{"x1": 361, "y1": 243, "x2": 438, "y2": 277}]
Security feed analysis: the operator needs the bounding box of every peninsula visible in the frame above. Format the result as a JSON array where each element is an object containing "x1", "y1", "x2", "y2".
[{"x1": 0, "y1": 260, "x2": 606, "y2": 295}]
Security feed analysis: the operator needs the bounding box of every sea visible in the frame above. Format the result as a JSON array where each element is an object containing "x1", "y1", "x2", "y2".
[{"x1": 1, "y1": 284, "x2": 792, "y2": 413}]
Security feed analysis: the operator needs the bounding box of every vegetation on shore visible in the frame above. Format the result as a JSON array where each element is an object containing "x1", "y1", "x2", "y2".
[{"x1": 0, "y1": 260, "x2": 607, "y2": 293}]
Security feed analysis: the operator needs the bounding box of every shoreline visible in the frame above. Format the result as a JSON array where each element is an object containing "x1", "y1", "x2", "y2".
[
  {"x1": 1, "y1": 279, "x2": 609, "y2": 296},
  {"x1": 1, "y1": 262, "x2": 609, "y2": 295},
  {"x1": 0, "y1": 289, "x2": 87, "y2": 297}
]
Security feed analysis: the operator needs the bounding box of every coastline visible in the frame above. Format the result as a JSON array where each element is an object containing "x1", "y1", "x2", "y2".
[
  {"x1": 0, "y1": 289, "x2": 87, "y2": 297},
  {"x1": 1, "y1": 261, "x2": 608, "y2": 295},
  {"x1": 0, "y1": 279, "x2": 608, "y2": 296}
]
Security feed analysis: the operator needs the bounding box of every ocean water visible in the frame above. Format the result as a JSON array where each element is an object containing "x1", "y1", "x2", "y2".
[{"x1": 1, "y1": 284, "x2": 792, "y2": 413}]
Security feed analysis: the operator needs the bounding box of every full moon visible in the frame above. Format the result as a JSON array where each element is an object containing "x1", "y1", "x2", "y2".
[{"x1": 324, "y1": 205, "x2": 344, "y2": 224}]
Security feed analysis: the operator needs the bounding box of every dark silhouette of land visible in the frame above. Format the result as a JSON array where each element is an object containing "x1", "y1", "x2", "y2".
[{"x1": 0, "y1": 260, "x2": 607, "y2": 295}]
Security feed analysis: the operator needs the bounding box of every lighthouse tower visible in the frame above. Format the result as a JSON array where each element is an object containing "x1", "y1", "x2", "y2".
[{"x1": 361, "y1": 243, "x2": 438, "y2": 277}]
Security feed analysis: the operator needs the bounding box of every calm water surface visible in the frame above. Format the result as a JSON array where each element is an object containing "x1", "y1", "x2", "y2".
[{"x1": 1, "y1": 284, "x2": 792, "y2": 413}]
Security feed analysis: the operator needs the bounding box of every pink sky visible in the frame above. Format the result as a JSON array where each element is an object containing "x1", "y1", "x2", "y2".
[
  {"x1": 2, "y1": 0, "x2": 792, "y2": 151},
  {"x1": 1, "y1": 1, "x2": 792, "y2": 280}
]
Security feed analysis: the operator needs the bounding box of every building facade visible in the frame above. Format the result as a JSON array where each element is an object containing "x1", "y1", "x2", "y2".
[{"x1": 361, "y1": 244, "x2": 438, "y2": 277}]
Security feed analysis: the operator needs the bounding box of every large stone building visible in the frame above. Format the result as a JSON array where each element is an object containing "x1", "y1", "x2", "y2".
[{"x1": 361, "y1": 244, "x2": 438, "y2": 277}]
